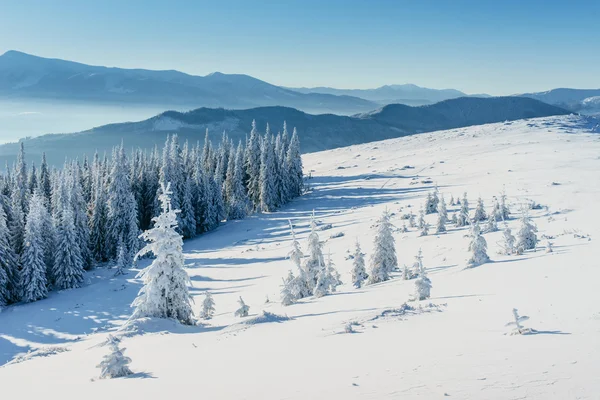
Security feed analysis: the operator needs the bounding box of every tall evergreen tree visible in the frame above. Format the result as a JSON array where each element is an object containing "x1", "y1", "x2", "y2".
[
  {"x1": 368, "y1": 210, "x2": 397, "y2": 284},
  {"x1": 0, "y1": 203, "x2": 17, "y2": 306},
  {"x1": 286, "y1": 127, "x2": 303, "y2": 199},
  {"x1": 259, "y1": 133, "x2": 278, "y2": 212},
  {"x1": 20, "y1": 191, "x2": 50, "y2": 302},
  {"x1": 245, "y1": 120, "x2": 262, "y2": 209}
]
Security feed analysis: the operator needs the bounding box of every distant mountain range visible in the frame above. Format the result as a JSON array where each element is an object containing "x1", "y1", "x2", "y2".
[
  {"x1": 289, "y1": 84, "x2": 490, "y2": 106},
  {"x1": 0, "y1": 96, "x2": 569, "y2": 166},
  {"x1": 518, "y1": 88, "x2": 600, "y2": 115},
  {"x1": 0, "y1": 50, "x2": 376, "y2": 115}
]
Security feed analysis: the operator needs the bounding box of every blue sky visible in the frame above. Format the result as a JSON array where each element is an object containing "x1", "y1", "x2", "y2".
[{"x1": 1, "y1": 0, "x2": 599, "y2": 95}]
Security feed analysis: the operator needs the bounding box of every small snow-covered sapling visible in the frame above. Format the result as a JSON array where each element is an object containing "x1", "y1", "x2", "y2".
[
  {"x1": 506, "y1": 308, "x2": 532, "y2": 335},
  {"x1": 97, "y1": 335, "x2": 133, "y2": 379},
  {"x1": 234, "y1": 296, "x2": 250, "y2": 317}
]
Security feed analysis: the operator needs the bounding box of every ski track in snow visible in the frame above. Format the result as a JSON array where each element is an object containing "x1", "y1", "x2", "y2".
[{"x1": 1, "y1": 114, "x2": 599, "y2": 399}]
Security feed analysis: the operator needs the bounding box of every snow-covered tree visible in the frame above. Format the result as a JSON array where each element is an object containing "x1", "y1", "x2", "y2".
[
  {"x1": 516, "y1": 211, "x2": 538, "y2": 252},
  {"x1": 200, "y1": 292, "x2": 216, "y2": 319},
  {"x1": 435, "y1": 195, "x2": 447, "y2": 234},
  {"x1": 131, "y1": 183, "x2": 194, "y2": 325},
  {"x1": 106, "y1": 143, "x2": 139, "y2": 262},
  {"x1": 451, "y1": 212, "x2": 458, "y2": 225},
  {"x1": 420, "y1": 220, "x2": 430, "y2": 236},
  {"x1": 485, "y1": 211, "x2": 498, "y2": 233},
  {"x1": 545, "y1": 241, "x2": 553, "y2": 253},
  {"x1": 313, "y1": 253, "x2": 340, "y2": 298},
  {"x1": 0, "y1": 203, "x2": 17, "y2": 306},
  {"x1": 368, "y1": 210, "x2": 397, "y2": 284},
  {"x1": 234, "y1": 296, "x2": 249, "y2": 317},
  {"x1": 424, "y1": 192, "x2": 434, "y2": 214},
  {"x1": 473, "y1": 197, "x2": 487, "y2": 221},
  {"x1": 280, "y1": 271, "x2": 296, "y2": 306},
  {"x1": 113, "y1": 241, "x2": 127, "y2": 277},
  {"x1": 52, "y1": 201, "x2": 84, "y2": 290},
  {"x1": 245, "y1": 121, "x2": 262, "y2": 209},
  {"x1": 499, "y1": 224, "x2": 516, "y2": 255},
  {"x1": 259, "y1": 133, "x2": 278, "y2": 212},
  {"x1": 417, "y1": 208, "x2": 426, "y2": 229},
  {"x1": 351, "y1": 240, "x2": 368, "y2": 288},
  {"x1": 287, "y1": 221, "x2": 304, "y2": 269},
  {"x1": 414, "y1": 271, "x2": 432, "y2": 301},
  {"x1": 413, "y1": 248, "x2": 424, "y2": 276},
  {"x1": 466, "y1": 222, "x2": 489, "y2": 268},
  {"x1": 401, "y1": 223, "x2": 408, "y2": 233},
  {"x1": 20, "y1": 191, "x2": 50, "y2": 302},
  {"x1": 456, "y1": 192, "x2": 470, "y2": 227},
  {"x1": 449, "y1": 195, "x2": 455, "y2": 206},
  {"x1": 499, "y1": 189, "x2": 510, "y2": 221},
  {"x1": 286, "y1": 127, "x2": 303, "y2": 199},
  {"x1": 408, "y1": 212, "x2": 416, "y2": 228},
  {"x1": 97, "y1": 335, "x2": 133, "y2": 379},
  {"x1": 302, "y1": 213, "x2": 325, "y2": 292}
]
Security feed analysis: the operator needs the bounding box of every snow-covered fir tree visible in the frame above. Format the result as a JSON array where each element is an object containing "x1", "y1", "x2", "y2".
[
  {"x1": 424, "y1": 192, "x2": 434, "y2": 214},
  {"x1": 287, "y1": 221, "x2": 304, "y2": 269},
  {"x1": 417, "y1": 208, "x2": 426, "y2": 229},
  {"x1": 245, "y1": 120, "x2": 262, "y2": 209},
  {"x1": 0, "y1": 203, "x2": 17, "y2": 306},
  {"x1": 473, "y1": 197, "x2": 487, "y2": 221},
  {"x1": 20, "y1": 191, "x2": 50, "y2": 302},
  {"x1": 516, "y1": 210, "x2": 538, "y2": 251},
  {"x1": 97, "y1": 335, "x2": 133, "y2": 379},
  {"x1": 280, "y1": 271, "x2": 296, "y2": 306},
  {"x1": 350, "y1": 240, "x2": 368, "y2": 288},
  {"x1": 286, "y1": 127, "x2": 303, "y2": 199},
  {"x1": 499, "y1": 224, "x2": 516, "y2": 255},
  {"x1": 106, "y1": 143, "x2": 139, "y2": 262},
  {"x1": 259, "y1": 132, "x2": 278, "y2": 212},
  {"x1": 313, "y1": 253, "x2": 341, "y2": 298},
  {"x1": 200, "y1": 292, "x2": 216, "y2": 319},
  {"x1": 499, "y1": 188, "x2": 510, "y2": 220},
  {"x1": 414, "y1": 272, "x2": 431, "y2": 301},
  {"x1": 485, "y1": 211, "x2": 498, "y2": 233},
  {"x1": 408, "y1": 212, "x2": 416, "y2": 228},
  {"x1": 435, "y1": 194, "x2": 447, "y2": 234},
  {"x1": 456, "y1": 192, "x2": 470, "y2": 227},
  {"x1": 234, "y1": 296, "x2": 250, "y2": 317},
  {"x1": 466, "y1": 222, "x2": 489, "y2": 268},
  {"x1": 131, "y1": 183, "x2": 194, "y2": 325},
  {"x1": 302, "y1": 213, "x2": 325, "y2": 292},
  {"x1": 52, "y1": 199, "x2": 84, "y2": 290},
  {"x1": 451, "y1": 212, "x2": 458, "y2": 225},
  {"x1": 113, "y1": 241, "x2": 127, "y2": 277},
  {"x1": 368, "y1": 210, "x2": 397, "y2": 284}
]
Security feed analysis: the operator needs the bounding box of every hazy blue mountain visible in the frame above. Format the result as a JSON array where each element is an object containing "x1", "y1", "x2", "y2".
[
  {"x1": 289, "y1": 84, "x2": 489, "y2": 106},
  {"x1": 0, "y1": 96, "x2": 569, "y2": 166},
  {"x1": 0, "y1": 50, "x2": 376, "y2": 115},
  {"x1": 519, "y1": 88, "x2": 600, "y2": 115}
]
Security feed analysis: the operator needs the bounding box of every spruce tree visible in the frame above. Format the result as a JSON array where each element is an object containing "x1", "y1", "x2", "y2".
[
  {"x1": 351, "y1": 240, "x2": 368, "y2": 288},
  {"x1": 97, "y1": 335, "x2": 133, "y2": 379},
  {"x1": 473, "y1": 197, "x2": 487, "y2": 221},
  {"x1": 286, "y1": 127, "x2": 303, "y2": 199},
  {"x1": 52, "y1": 198, "x2": 85, "y2": 290},
  {"x1": 500, "y1": 224, "x2": 516, "y2": 255},
  {"x1": 259, "y1": 133, "x2": 277, "y2": 212},
  {"x1": 234, "y1": 296, "x2": 249, "y2": 317},
  {"x1": 456, "y1": 192, "x2": 470, "y2": 227},
  {"x1": 245, "y1": 121, "x2": 262, "y2": 209},
  {"x1": 368, "y1": 210, "x2": 397, "y2": 284},
  {"x1": 303, "y1": 213, "x2": 325, "y2": 292},
  {"x1": 20, "y1": 191, "x2": 50, "y2": 302},
  {"x1": 131, "y1": 183, "x2": 194, "y2": 325},
  {"x1": 436, "y1": 194, "x2": 447, "y2": 234},
  {"x1": 200, "y1": 292, "x2": 216, "y2": 319},
  {"x1": 0, "y1": 204, "x2": 17, "y2": 306},
  {"x1": 516, "y1": 211, "x2": 538, "y2": 251},
  {"x1": 467, "y1": 222, "x2": 489, "y2": 268}
]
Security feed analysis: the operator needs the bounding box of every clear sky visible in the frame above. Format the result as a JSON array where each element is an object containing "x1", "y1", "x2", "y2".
[{"x1": 1, "y1": 0, "x2": 599, "y2": 95}]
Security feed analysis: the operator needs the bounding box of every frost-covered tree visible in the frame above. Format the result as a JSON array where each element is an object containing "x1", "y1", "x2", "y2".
[
  {"x1": 0, "y1": 203, "x2": 17, "y2": 306},
  {"x1": 20, "y1": 191, "x2": 50, "y2": 302},
  {"x1": 449, "y1": 195, "x2": 455, "y2": 206},
  {"x1": 467, "y1": 222, "x2": 489, "y2": 268},
  {"x1": 68, "y1": 164, "x2": 93, "y2": 270},
  {"x1": 351, "y1": 240, "x2": 368, "y2": 288},
  {"x1": 287, "y1": 221, "x2": 304, "y2": 269},
  {"x1": 499, "y1": 189, "x2": 510, "y2": 221},
  {"x1": 52, "y1": 202, "x2": 84, "y2": 290},
  {"x1": 456, "y1": 192, "x2": 470, "y2": 227},
  {"x1": 225, "y1": 143, "x2": 249, "y2": 219},
  {"x1": 280, "y1": 271, "x2": 296, "y2": 306},
  {"x1": 499, "y1": 224, "x2": 516, "y2": 255},
  {"x1": 401, "y1": 223, "x2": 408, "y2": 233},
  {"x1": 313, "y1": 253, "x2": 340, "y2": 298},
  {"x1": 424, "y1": 192, "x2": 434, "y2": 214},
  {"x1": 106, "y1": 143, "x2": 139, "y2": 262},
  {"x1": 200, "y1": 292, "x2": 216, "y2": 319},
  {"x1": 302, "y1": 213, "x2": 325, "y2": 292},
  {"x1": 368, "y1": 210, "x2": 397, "y2": 284},
  {"x1": 485, "y1": 211, "x2": 498, "y2": 233},
  {"x1": 413, "y1": 248, "x2": 424, "y2": 276},
  {"x1": 414, "y1": 271, "x2": 432, "y2": 301},
  {"x1": 417, "y1": 208, "x2": 426, "y2": 229},
  {"x1": 435, "y1": 195, "x2": 447, "y2": 234},
  {"x1": 113, "y1": 241, "x2": 127, "y2": 277},
  {"x1": 420, "y1": 220, "x2": 430, "y2": 236},
  {"x1": 516, "y1": 211, "x2": 538, "y2": 251},
  {"x1": 89, "y1": 167, "x2": 109, "y2": 262},
  {"x1": 234, "y1": 296, "x2": 249, "y2": 317},
  {"x1": 131, "y1": 183, "x2": 194, "y2": 325},
  {"x1": 97, "y1": 335, "x2": 133, "y2": 379},
  {"x1": 473, "y1": 197, "x2": 487, "y2": 222},
  {"x1": 39, "y1": 152, "x2": 52, "y2": 203},
  {"x1": 245, "y1": 121, "x2": 262, "y2": 209},
  {"x1": 408, "y1": 212, "x2": 416, "y2": 228},
  {"x1": 259, "y1": 133, "x2": 278, "y2": 212},
  {"x1": 451, "y1": 212, "x2": 458, "y2": 225},
  {"x1": 286, "y1": 127, "x2": 303, "y2": 199}
]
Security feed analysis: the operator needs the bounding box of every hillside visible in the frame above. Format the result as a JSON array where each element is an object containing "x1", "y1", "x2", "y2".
[
  {"x1": 0, "y1": 96, "x2": 570, "y2": 166},
  {"x1": 0, "y1": 115, "x2": 599, "y2": 398},
  {"x1": 520, "y1": 88, "x2": 600, "y2": 115},
  {"x1": 0, "y1": 51, "x2": 376, "y2": 115}
]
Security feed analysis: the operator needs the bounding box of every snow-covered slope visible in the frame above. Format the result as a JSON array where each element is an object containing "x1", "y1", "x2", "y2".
[{"x1": 1, "y1": 115, "x2": 599, "y2": 399}]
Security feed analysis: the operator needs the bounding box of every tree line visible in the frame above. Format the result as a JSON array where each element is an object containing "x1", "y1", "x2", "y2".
[{"x1": 0, "y1": 121, "x2": 303, "y2": 306}]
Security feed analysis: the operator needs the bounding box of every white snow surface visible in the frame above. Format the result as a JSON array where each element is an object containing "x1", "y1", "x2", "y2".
[{"x1": 1, "y1": 114, "x2": 600, "y2": 398}]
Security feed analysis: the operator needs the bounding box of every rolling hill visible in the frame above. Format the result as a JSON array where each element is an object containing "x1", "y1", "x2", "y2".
[{"x1": 0, "y1": 96, "x2": 570, "y2": 166}]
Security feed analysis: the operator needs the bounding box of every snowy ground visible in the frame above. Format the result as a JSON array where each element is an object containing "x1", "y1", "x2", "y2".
[{"x1": 1, "y1": 114, "x2": 599, "y2": 399}]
